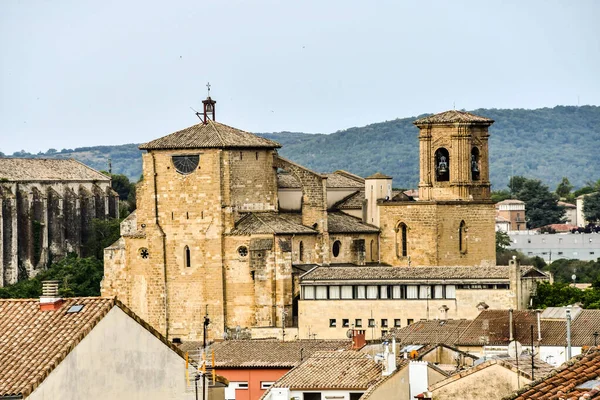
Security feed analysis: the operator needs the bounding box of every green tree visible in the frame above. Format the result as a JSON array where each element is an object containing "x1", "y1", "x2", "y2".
[
  {"x1": 491, "y1": 190, "x2": 511, "y2": 203},
  {"x1": 0, "y1": 255, "x2": 103, "y2": 299},
  {"x1": 532, "y1": 282, "x2": 584, "y2": 308},
  {"x1": 495, "y1": 231, "x2": 511, "y2": 253},
  {"x1": 583, "y1": 192, "x2": 600, "y2": 223},
  {"x1": 542, "y1": 258, "x2": 600, "y2": 283},
  {"x1": 82, "y1": 218, "x2": 121, "y2": 260},
  {"x1": 555, "y1": 177, "x2": 573, "y2": 199},
  {"x1": 508, "y1": 176, "x2": 565, "y2": 228}
]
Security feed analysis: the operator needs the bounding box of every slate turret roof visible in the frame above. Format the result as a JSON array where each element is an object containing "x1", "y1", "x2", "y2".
[{"x1": 139, "y1": 119, "x2": 281, "y2": 150}]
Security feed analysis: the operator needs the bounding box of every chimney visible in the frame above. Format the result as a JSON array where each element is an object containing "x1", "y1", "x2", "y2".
[
  {"x1": 509, "y1": 256, "x2": 522, "y2": 309},
  {"x1": 509, "y1": 309, "x2": 514, "y2": 341},
  {"x1": 382, "y1": 338, "x2": 397, "y2": 376},
  {"x1": 351, "y1": 329, "x2": 366, "y2": 350},
  {"x1": 439, "y1": 305, "x2": 449, "y2": 320},
  {"x1": 40, "y1": 280, "x2": 64, "y2": 311}
]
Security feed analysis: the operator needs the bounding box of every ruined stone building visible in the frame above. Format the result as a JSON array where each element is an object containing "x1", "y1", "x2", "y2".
[
  {"x1": 0, "y1": 159, "x2": 118, "y2": 286},
  {"x1": 102, "y1": 97, "x2": 550, "y2": 342}
]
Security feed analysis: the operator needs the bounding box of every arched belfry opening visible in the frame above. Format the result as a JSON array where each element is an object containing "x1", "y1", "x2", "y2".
[
  {"x1": 471, "y1": 147, "x2": 480, "y2": 181},
  {"x1": 435, "y1": 148, "x2": 450, "y2": 182},
  {"x1": 395, "y1": 222, "x2": 408, "y2": 257}
]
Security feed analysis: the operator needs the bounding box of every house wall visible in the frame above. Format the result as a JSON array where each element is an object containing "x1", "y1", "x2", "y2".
[
  {"x1": 288, "y1": 389, "x2": 364, "y2": 400},
  {"x1": 430, "y1": 363, "x2": 531, "y2": 400},
  {"x1": 508, "y1": 232, "x2": 600, "y2": 262},
  {"x1": 218, "y1": 368, "x2": 289, "y2": 400},
  {"x1": 27, "y1": 306, "x2": 191, "y2": 400},
  {"x1": 298, "y1": 288, "x2": 514, "y2": 340},
  {"x1": 539, "y1": 345, "x2": 583, "y2": 366}
]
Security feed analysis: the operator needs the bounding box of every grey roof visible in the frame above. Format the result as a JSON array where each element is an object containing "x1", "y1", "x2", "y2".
[
  {"x1": 301, "y1": 265, "x2": 546, "y2": 283},
  {"x1": 139, "y1": 119, "x2": 281, "y2": 150},
  {"x1": 277, "y1": 171, "x2": 363, "y2": 189},
  {"x1": 182, "y1": 339, "x2": 350, "y2": 368},
  {"x1": 0, "y1": 158, "x2": 110, "y2": 182},
  {"x1": 327, "y1": 212, "x2": 379, "y2": 233},
  {"x1": 229, "y1": 212, "x2": 316, "y2": 235},
  {"x1": 413, "y1": 110, "x2": 494, "y2": 125},
  {"x1": 334, "y1": 191, "x2": 364, "y2": 209}
]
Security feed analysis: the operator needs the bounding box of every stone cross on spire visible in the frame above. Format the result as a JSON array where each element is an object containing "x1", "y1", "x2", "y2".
[{"x1": 206, "y1": 82, "x2": 211, "y2": 97}]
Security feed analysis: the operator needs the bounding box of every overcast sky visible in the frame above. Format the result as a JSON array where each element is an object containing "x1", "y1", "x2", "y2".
[{"x1": 1, "y1": 0, "x2": 599, "y2": 154}]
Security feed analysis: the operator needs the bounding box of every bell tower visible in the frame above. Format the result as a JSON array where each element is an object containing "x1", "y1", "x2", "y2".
[{"x1": 414, "y1": 110, "x2": 493, "y2": 201}]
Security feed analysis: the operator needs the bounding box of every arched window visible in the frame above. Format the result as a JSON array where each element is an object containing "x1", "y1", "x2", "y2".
[
  {"x1": 299, "y1": 241, "x2": 304, "y2": 262},
  {"x1": 471, "y1": 147, "x2": 480, "y2": 181},
  {"x1": 459, "y1": 220, "x2": 467, "y2": 254},
  {"x1": 184, "y1": 246, "x2": 191, "y2": 267},
  {"x1": 332, "y1": 240, "x2": 341, "y2": 258},
  {"x1": 395, "y1": 223, "x2": 408, "y2": 257},
  {"x1": 370, "y1": 239, "x2": 375, "y2": 261},
  {"x1": 435, "y1": 148, "x2": 450, "y2": 182}
]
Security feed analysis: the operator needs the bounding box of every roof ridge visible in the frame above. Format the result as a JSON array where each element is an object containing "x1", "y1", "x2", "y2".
[
  {"x1": 207, "y1": 119, "x2": 226, "y2": 146},
  {"x1": 253, "y1": 213, "x2": 277, "y2": 233}
]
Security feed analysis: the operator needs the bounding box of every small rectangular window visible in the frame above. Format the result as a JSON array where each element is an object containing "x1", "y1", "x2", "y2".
[
  {"x1": 368, "y1": 318, "x2": 375, "y2": 327},
  {"x1": 591, "y1": 252, "x2": 595, "y2": 255},
  {"x1": 392, "y1": 285, "x2": 402, "y2": 299},
  {"x1": 341, "y1": 286, "x2": 353, "y2": 299},
  {"x1": 394, "y1": 319, "x2": 401, "y2": 327},
  {"x1": 342, "y1": 319, "x2": 349, "y2": 328},
  {"x1": 329, "y1": 319, "x2": 336, "y2": 328},
  {"x1": 238, "y1": 382, "x2": 249, "y2": 389},
  {"x1": 366, "y1": 285, "x2": 378, "y2": 299},
  {"x1": 260, "y1": 382, "x2": 274, "y2": 389},
  {"x1": 446, "y1": 285, "x2": 456, "y2": 299},
  {"x1": 407, "y1": 319, "x2": 414, "y2": 325},
  {"x1": 381, "y1": 329, "x2": 388, "y2": 337},
  {"x1": 380, "y1": 285, "x2": 388, "y2": 299},
  {"x1": 381, "y1": 319, "x2": 388, "y2": 328},
  {"x1": 356, "y1": 286, "x2": 366, "y2": 299},
  {"x1": 329, "y1": 286, "x2": 340, "y2": 299},
  {"x1": 316, "y1": 286, "x2": 328, "y2": 299},
  {"x1": 355, "y1": 319, "x2": 362, "y2": 328},
  {"x1": 303, "y1": 286, "x2": 315, "y2": 300}
]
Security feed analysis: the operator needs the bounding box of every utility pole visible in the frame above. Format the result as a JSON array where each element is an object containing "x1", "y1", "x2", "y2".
[
  {"x1": 566, "y1": 307, "x2": 572, "y2": 360},
  {"x1": 531, "y1": 325, "x2": 535, "y2": 381},
  {"x1": 201, "y1": 306, "x2": 210, "y2": 400}
]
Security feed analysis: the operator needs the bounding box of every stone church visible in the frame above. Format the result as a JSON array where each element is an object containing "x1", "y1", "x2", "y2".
[
  {"x1": 102, "y1": 97, "x2": 549, "y2": 341},
  {"x1": 0, "y1": 158, "x2": 119, "y2": 286}
]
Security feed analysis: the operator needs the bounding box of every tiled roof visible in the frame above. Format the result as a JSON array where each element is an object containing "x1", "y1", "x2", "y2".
[
  {"x1": 384, "y1": 320, "x2": 473, "y2": 345},
  {"x1": 277, "y1": 171, "x2": 363, "y2": 189},
  {"x1": 182, "y1": 340, "x2": 351, "y2": 368},
  {"x1": 458, "y1": 309, "x2": 600, "y2": 347},
  {"x1": 536, "y1": 223, "x2": 578, "y2": 232},
  {"x1": 365, "y1": 172, "x2": 392, "y2": 179},
  {"x1": 504, "y1": 348, "x2": 600, "y2": 400},
  {"x1": 139, "y1": 119, "x2": 281, "y2": 150},
  {"x1": 498, "y1": 356, "x2": 556, "y2": 380},
  {"x1": 0, "y1": 158, "x2": 110, "y2": 182},
  {"x1": 327, "y1": 212, "x2": 379, "y2": 233},
  {"x1": 413, "y1": 110, "x2": 494, "y2": 125},
  {"x1": 229, "y1": 212, "x2": 317, "y2": 235},
  {"x1": 271, "y1": 350, "x2": 383, "y2": 390},
  {"x1": 0, "y1": 297, "x2": 185, "y2": 398},
  {"x1": 558, "y1": 201, "x2": 576, "y2": 209},
  {"x1": 300, "y1": 265, "x2": 545, "y2": 283},
  {"x1": 334, "y1": 190, "x2": 364, "y2": 209},
  {"x1": 496, "y1": 199, "x2": 526, "y2": 205}
]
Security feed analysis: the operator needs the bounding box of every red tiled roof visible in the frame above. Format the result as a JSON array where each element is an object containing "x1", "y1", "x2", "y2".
[
  {"x1": 413, "y1": 110, "x2": 494, "y2": 125},
  {"x1": 0, "y1": 297, "x2": 185, "y2": 398},
  {"x1": 504, "y1": 348, "x2": 600, "y2": 400}
]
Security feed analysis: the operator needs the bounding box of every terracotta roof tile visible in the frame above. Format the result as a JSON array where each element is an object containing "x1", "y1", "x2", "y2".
[
  {"x1": 0, "y1": 297, "x2": 186, "y2": 398},
  {"x1": 0, "y1": 298, "x2": 114, "y2": 397},
  {"x1": 182, "y1": 339, "x2": 351, "y2": 368},
  {"x1": 0, "y1": 158, "x2": 110, "y2": 182},
  {"x1": 413, "y1": 110, "x2": 494, "y2": 125},
  {"x1": 384, "y1": 320, "x2": 473, "y2": 345},
  {"x1": 334, "y1": 190, "x2": 364, "y2": 209},
  {"x1": 365, "y1": 172, "x2": 392, "y2": 179},
  {"x1": 504, "y1": 348, "x2": 600, "y2": 400},
  {"x1": 139, "y1": 119, "x2": 281, "y2": 150},
  {"x1": 272, "y1": 350, "x2": 383, "y2": 390}
]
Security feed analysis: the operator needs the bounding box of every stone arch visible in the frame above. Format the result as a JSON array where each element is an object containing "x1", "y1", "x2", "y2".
[
  {"x1": 47, "y1": 187, "x2": 64, "y2": 262},
  {"x1": 92, "y1": 184, "x2": 106, "y2": 219},
  {"x1": 435, "y1": 148, "x2": 450, "y2": 182},
  {"x1": 395, "y1": 222, "x2": 408, "y2": 257},
  {"x1": 471, "y1": 147, "x2": 480, "y2": 181}
]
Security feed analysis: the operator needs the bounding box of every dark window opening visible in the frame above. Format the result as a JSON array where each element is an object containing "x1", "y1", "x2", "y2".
[
  {"x1": 332, "y1": 240, "x2": 341, "y2": 257},
  {"x1": 435, "y1": 148, "x2": 450, "y2": 182},
  {"x1": 238, "y1": 246, "x2": 248, "y2": 257},
  {"x1": 395, "y1": 223, "x2": 408, "y2": 257},
  {"x1": 255, "y1": 152, "x2": 259, "y2": 160},
  {"x1": 471, "y1": 147, "x2": 480, "y2": 181},
  {"x1": 299, "y1": 241, "x2": 304, "y2": 261},
  {"x1": 368, "y1": 319, "x2": 375, "y2": 327},
  {"x1": 355, "y1": 319, "x2": 362, "y2": 328},
  {"x1": 381, "y1": 319, "x2": 388, "y2": 328},
  {"x1": 303, "y1": 393, "x2": 322, "y2": 400},
  {"x1": 329, "y1": 319, "x2": 336, "y2": 328},
  {"x1": 184, "y1": 246, "x2": 191, "y2": 267},
  {"x1": 459, "y1": 220, "x2": 467, "y2": 253},
  {"x1": 342, "y1": 319, "x2": 349, "y2": 328}
]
